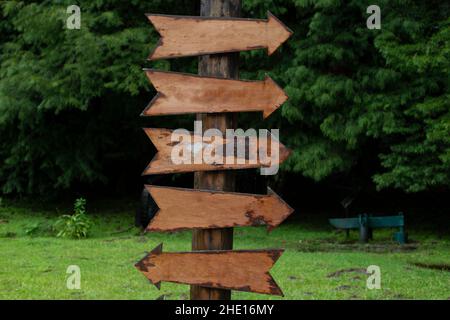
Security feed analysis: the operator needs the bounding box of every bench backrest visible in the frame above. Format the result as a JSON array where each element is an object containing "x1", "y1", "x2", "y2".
[
  {"x1": 367, "y1": 215, "x2": 404, "y2": 228},
  {"x1": 329, "y1": 213, "x2": 404, "y2": 229}
]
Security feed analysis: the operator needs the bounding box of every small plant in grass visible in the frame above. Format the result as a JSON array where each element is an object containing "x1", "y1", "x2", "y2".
[
  {"x1": 54, "y1": 198, "x2": 91, "y2": 239},
  {"x1": 25, "y1": 222, "x2": 41, "y2": 235}
]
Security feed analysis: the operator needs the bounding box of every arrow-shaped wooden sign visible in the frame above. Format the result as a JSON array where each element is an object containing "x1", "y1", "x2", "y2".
[
  {"x1": 135, "y1": 244, "x2": 284, "y2": 296},
  {"x1": 147, "y1": 11, "x2": 293, "y2": 60},
  {"x1": 142, "y1": 128, "x2": 291, "y2": 175},
  {"x1": 142, "y1": 70, "x2": 288, "y2": 119},
  {"x1": 145, "y1": 185, "x2": 294, "y2": 232}
]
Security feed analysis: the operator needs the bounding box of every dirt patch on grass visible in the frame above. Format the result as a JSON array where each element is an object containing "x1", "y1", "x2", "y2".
[
  {"x1": 296, "y1": 239, "x2": 419, "y2": 253},
  {"x1": 101, "y1": 236, "x2": 134, "y2": 242},
  {"x1": 411, "y1": 262, "x2": 450, "y2": 272},
  {"x1": 327, "y1": 268, "x2": 368, "y2": 278},
  {"x1": 334, "y1": 285, "x2": 355, "y2": 291}
]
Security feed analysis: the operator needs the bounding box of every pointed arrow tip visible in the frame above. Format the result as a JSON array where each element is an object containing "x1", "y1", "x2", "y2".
[
  {"x1": 266, "y1": 187, "x2": 295, "y2": 231},
  {"x1": 267, "y1": 11, "x2": 293, "y2": 55},
  {"x1": 263, "y1": 75, "x2": 288, "y2": 119},
  {"x1": 134, "y1": 258, "x2": 148, "y2": 273},
  {"x1": 279, "y1": 144, "x2": 292, "y2": 164},
  {"x1": 135, "y1": 244, "x2": 163, "y2": 289},
  {"x1": 135, "y1": 243, "x2": 163, "y2": 272}
]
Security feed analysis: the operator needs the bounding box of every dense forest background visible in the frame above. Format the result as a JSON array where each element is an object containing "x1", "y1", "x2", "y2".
[{"x1": 0, "y1": 1, "x2": 449, "y2": 212}]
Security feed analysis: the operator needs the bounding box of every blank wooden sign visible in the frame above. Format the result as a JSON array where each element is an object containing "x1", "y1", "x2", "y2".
[
  {"x1": 145, "y1": 185, "x2": 294, "y2": 232},
  {"x1": 142, "y1": 70, "x2": 288, "y2": 118},
  {"x1": 135, "y1": 243, "x2": 284, "y2": 296},
  {"x1": 147, "y1": 11, "x2": 293, "y2": 60}
]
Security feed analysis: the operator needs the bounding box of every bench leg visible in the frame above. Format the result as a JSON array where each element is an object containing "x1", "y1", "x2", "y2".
[
  {"x1": 393, "y1": 226, "x2": 407, "y2": 244},
  {"x1": 359, "y1": 225, "x2": 370, "y2": 243}
]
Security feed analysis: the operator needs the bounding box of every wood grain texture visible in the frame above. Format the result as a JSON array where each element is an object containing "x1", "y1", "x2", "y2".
[
  {"x1": 142, "y1": 127, "x2": 292, "y2": 175},
  {"x1": 145, "y1": 185, "x2": 294, "y2": 232},
  {"x1": 142, "y1": 70, "x2": 288, "y2": 119},
  {"x1": 146, "y1": 11, "x2": 292, "y2": 60},
  {"x1": 135, "y1": 243, "x2": 284, "y2": 296}
]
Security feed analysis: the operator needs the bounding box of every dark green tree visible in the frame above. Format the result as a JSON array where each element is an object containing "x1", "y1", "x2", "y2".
[
  {"x1": 0, "y1": 0, "x2": 448, "y2": 195},
  {"x1": 245, "y1": 0, "x2": 449, "y2": 192},
  {"x1": 0, "y1": 0, "x2": 195, "y2": 194}
]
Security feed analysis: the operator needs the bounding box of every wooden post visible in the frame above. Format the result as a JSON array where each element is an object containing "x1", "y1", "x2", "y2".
[{"x1": 190, "y1": 0, "x2": 241, "y2": 300}]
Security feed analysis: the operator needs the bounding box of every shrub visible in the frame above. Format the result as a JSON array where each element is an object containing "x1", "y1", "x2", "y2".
[{"x1": 54, "y1": 198, "x2": 91, "y2": 239}]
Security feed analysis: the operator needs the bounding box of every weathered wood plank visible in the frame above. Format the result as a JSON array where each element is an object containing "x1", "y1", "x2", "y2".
[
  {"x1": 146, "y1": 11, "x2": 293, "y2": 60},
  {"x1": 142, "y1": 70, "x2": 288, "y2": 119},
  {"x1": 145, "y1": 185, "x2": 294, "y2": 232},
  {"x1": 142, "y1": 128, "x2": 291, "y2": 175},
  {"x1": 135, "y1": 244, "x2": 284, "y2": 296}
]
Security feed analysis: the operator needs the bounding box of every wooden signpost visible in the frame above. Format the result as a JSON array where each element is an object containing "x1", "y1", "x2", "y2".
[
  {"x1": 142, "y1": 70, "x2": 288, "y2": 118},
  {"x1": 144, "y1": 185, "x2": 294, "y2": 232},
  {"x1": 136, "y1": 0, "x2": 294, "y2": 300},
  {"x1": 142, "y1": 127, "x2": 292, "y2": 175},
  {"x1": 147, "y1": 12, "x2": 292, "y2": 60},
  {"x1": 135, "y1": 244, "x2": 284, "y2": 296}
]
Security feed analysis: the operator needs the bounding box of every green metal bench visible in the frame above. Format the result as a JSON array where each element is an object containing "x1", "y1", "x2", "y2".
[{"x1": 329, "y1": 212, "x2": 407, "y2": 244}]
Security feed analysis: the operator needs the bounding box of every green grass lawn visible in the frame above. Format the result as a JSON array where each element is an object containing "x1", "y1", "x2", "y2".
[{"x1": 0, "y1": 199, "x2": 449, "y2": 300}]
